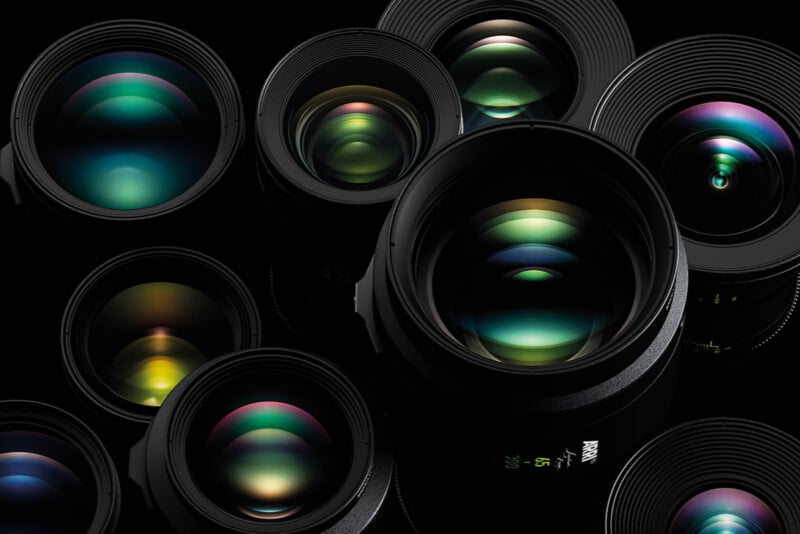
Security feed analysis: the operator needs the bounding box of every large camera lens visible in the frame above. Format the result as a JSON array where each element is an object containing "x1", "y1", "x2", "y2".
[
  {"x1": 9, "y1": 20, "x2": 242, "y2": 219},
  {"x1": 357, "y1": 123, "x2": 686, "y2": 531},
  {"x1": 131, "y1": 348, "x2": 392, "y2": 533},
  {"x1": 590, "y1": 36, "x2": 800, "y2": 354},
  {"x1": 0, "y1": 401, "x2": 120, "y2": 533},
  {"x1": 257, "y1": 28, "x2": 460, "y2": 207},
  {"x1": 378, "y1": 0, "x2": 635, "y2": 128},
  {"x1": 606, "y1": 419, "x2": 800, "y2": 533},
  {"x1": 62, "y1": 247, "x2": 261, "y2": 423}
]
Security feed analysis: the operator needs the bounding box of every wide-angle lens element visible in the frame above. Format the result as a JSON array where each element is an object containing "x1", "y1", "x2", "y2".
[
  {"x1": 435, "y1": 198, "x2": 634, "y2": 366},
  {"x1": 357, "y1": 123, "x2": 686, "y2": 532},
  {"x1": 606, "y1": 419, "x2": 800, "y2": 533},
  {"x1": 62, "y1": 247, "x2": 261, "y2": 423},
  {"x1": 670, "y1": 488, "x2": 783, "y2": 534},
  {"x1": 377, "y1": 0, "x2": 635, "y2": 128},
  {"x1": 131, "y1": 348, "x2": 392, "y2": 533},
  {"x1": 590, "y1": 35, "x2": 800, "y2": 354},
  {"x1": 0, "y1": 401, "x2": 120, "y2": 533},
  {"x1": 643, "y1": 101, "x2": 794, "y2": 240},
  {"x1": 257, "y1": 28, "x2": 460, "y2": 207},
  {"x1": 7, "y1": 20, "x2": 242, "y2": 219}
]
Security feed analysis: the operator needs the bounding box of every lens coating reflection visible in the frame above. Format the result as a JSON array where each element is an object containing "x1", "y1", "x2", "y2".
[
  {"x1": 293, "y1": 85, "x2": 423, "y2": 188},
  {"x1": 0, "y1": 431, "x2": 93, "y2": 534},
  {"x1": 438, "y1": 19, "x2": 576, "y2": 130},
  {"x1": 36, "y1": 51, "x2": 220, "y2": 210},
  {"x1": 433, "y1": 199, "x2": 635, "y2": 366},
  {"x1": 203, "y1": 402, "x2": 332, "y2": 520},
  {"x1": 670, "y1": 488, "x2": 783, "y2": 534},
  {"x1": 89, "y1": 282, "x2": 233, "y2": 407},
  {"x1": 644, "y1": 101, "x2": 796, "y2": 238}
]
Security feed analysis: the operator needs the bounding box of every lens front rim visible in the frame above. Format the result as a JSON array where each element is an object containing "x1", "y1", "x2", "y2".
[
  {"x1": 142, "y1": 348, "x2": 389, "y2": 534},
  {"x1": 605, "y1": 418, "x2": 800, "y2": 533},
  {"x1": 591, "y1": 34, "x2": 800, "y2": 279},
  {"x1": 377, "y1": 0, "x2": 635, "y2": 126},
  {"x1": 0, "y1": 400, "x2": 121, "y2": 534},
  {"x1": 61, "y1": 247, "x2": 262, "y2": 424},
  {"x1": 256, "y1": 28, "x2": 462, "y2": 206},
  {"x1": 11, "y1": 19, "x2": 243, "y2": 220}
]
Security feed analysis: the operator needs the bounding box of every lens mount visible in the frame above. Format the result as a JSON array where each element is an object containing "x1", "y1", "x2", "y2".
[
  {"x1": 257, "y1": 28, "x2": 461, "y2": 206},
  {"x1": 606, "y1": 418, "x2": 800, "y2": 532},
  {"x1": 62, "y1": 247, "x2": 261, "y2": 423},
  {"x1": 591, "y1": 35, "x2": 800, "y2": 279},
  {"x1": 359, "y1": 121, "x2": 687, "y2": 416},
  {"x1": 137, "y1": 348, "x2": 391, "y2": 533},
  {"x1": 0, "y1": 400, "x2": 120, "y2": 533},
  {"x1": 377, "y1": 0, "x2": 635, "y2": 127},
  {"x1": 11, "y1": 19, "x2": 243, "y2": 220}
]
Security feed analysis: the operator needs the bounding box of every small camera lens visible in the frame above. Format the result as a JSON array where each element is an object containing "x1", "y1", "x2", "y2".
[
  {"x1": 133, "y1": 348, "x2": 392, "y2": 534},
  {"x1": 590, "y1": 35, "x2": 800, "y2": 353},
  {"x1": 62, "y1": 247, "x2": 261, "y2": 422}
]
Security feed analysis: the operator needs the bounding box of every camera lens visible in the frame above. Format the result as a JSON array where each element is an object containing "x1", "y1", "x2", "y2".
[
  {"x1": 0, "y1": 401, "x2": 120, "y2": 533},
  {"x1": 670, "y1": 488, "x2": 782, "y2": 534},
  {"x1": 257, "y1": 28, "x2": 460, "y2": 206},
  {"x1": 293, "y1": 85, "x2": 423, "y2": 188},
  {"x1": 435, "y1": 198, "x2": 635, "y2": 366},
  {"x1": 132, "y1": 348, "x2": 392, "y2": 534},
  {"x1": 377, "y1": 0, "x2": 635, "y2": 128},
  {"x1": 606, "y1": 418, "x2": 800, "y2": 533},
  {"x1": 590, "y1": 35, "x2": 800, "y2": 353},
  {"x1": 358, "y1": 123, "x2": 686, "y2": 529},
  {"x1": 62, "y1": 247, "x2": 261, "y2": 422},
  {"x1": 10, "y1": 20, "x2": 242, "y2": 219}
]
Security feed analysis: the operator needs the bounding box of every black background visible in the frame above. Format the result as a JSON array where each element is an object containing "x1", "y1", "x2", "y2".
[{"x1": 1, "y1": 1, "x2": 798, "y2": 532}]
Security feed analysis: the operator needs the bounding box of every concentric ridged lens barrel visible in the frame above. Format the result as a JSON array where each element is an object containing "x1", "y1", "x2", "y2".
[
  {"x1": 62, "y1": 247, "x2": 261, "y2": 423},
  {"x1": 590, "y1": 35, "x2": 800, "y2": 354},
  {"x1": 9, "y1": 20, "x2": 242, "y2": 220},
  {"x1": 606, "y1": 419, "x2": 800, "y2": 533},
  {"x1": 377, "y1": 0, "x2": 635, "y2": 128},
  {"x1": 0, "y1": 401, "x2": 120, "y2": 534},
  {"x1": 132, "y1": 349, "x2": 392, "y2": 534}
]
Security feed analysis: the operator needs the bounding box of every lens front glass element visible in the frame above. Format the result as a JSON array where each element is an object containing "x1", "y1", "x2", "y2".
[
  {"x1": 437, "y1": 19, "x2": 577, "y2": 131},
  {"x1": 670, "y1": 488, "x2": 783, "y2": 534},
  {"x1": 432, "y1": 198, "x2": 635, "y2": 366},
  {"x1": 293, "y1": 85, "x2": 423, "y2": 188},
  {"x1": 36, "y1": 51, "x2": 220, "y2": 210}
]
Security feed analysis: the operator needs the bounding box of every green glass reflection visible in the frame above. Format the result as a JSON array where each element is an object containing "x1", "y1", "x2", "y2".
[{"x1": 293, "y1": 85, "x2": 423, "y2": 188}]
